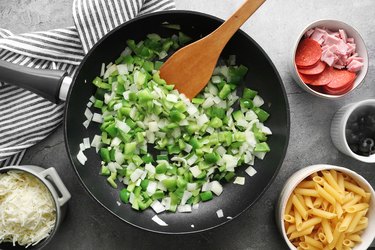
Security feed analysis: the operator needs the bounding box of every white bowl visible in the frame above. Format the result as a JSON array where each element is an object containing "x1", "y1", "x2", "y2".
[
  {"x1": 276, "y1": 164, "x2": 375, "y2": 250},
  {"x1": 331, "y1": 99, "x2": 375, "y2": 163},
  {"x1": 0, "y1": 165, "x2": 71, "y2": 249},
  {"x1": 290, "y1": 19, "x2": 369, "y2": 99}
]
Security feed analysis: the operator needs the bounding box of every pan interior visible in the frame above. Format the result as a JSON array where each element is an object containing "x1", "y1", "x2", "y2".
[{"x1": 65, "y1": 11, "x2": 289, "y2": 234}]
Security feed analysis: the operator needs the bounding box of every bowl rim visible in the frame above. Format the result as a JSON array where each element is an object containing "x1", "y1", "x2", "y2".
[
  {"x1": 291, "y1": 18, "x2": 369, "y2": 99},
  {"x1": 339, "y1": 99, "x2": 375, "y2": 162},
  {"x1": 278, "y1": 164, "x2": 375, "y2": 250},
  {"x1": 0, "y1": 166, "x2": 60, "y2": 249}
]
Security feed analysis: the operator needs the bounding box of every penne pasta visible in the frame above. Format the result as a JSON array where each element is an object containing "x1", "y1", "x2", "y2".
[
  {"x1": 337, "y1": 173, "x2": 345, "y2": 193},
  {"x1": 328, "y1": 223, "x2": 342, "y2": 249},
  {"x1": 343, "y1": 192, "x2": 355, "y2": 204},
  {"x1": 322, "y1": 170, "x2": 341, "y2": 193},
  {"x1": 290, "y1": 226, "x2": 314, "y2": 240},
  {"x1": 295, "y1": 188, "x2": 319, "y2": 197},
  {"x1": 287, "y1": 224, "x2": 297, "y2": 235},
  {"x1": 298, "y1": 242, "x2": 309, "y2": 250},
  {"x1": 297, "y1": 217, "x2": 322, "y2": 232},
  {"x1": 304, "y1": 235, "x2": 324, "y2": 249},
  {"x1": 313, "y1": 197, "x2": 323, "y2": 208},
  {"x1": 342, "y1": 195, "x2": 362, "y2": 210},
  {"x1": 351, "y1": 221, "x2": 368, "y2": 234},
  {"x1": 298, "y1": 181, "x2": 316, "y2": 189},
  {"x1": 339, "y1": 212, "x2": 354, "y2": 232},
  {"x1": 283, "y1": 170, "x2": 370, "y2": 250},
  {"x1": 295, "y1": 207, "x2": 303, "y2": 229},
  {"x1": 347, "y1": 234, "x2": 362, "y2": 242},
  {"x1": 312, "y1": 176, "x2": 325, "y2": 185},
  {"x1": 344, "y1": 181, "x2": 366, "y2": 197},
  {"x1": 321, "y1": 218, "x2": 334, "y2": 243},
  {"x1": 363, "y1": 192, "x2": 371, "y2": 203},
  {"x1": 284, "y1": 214, "x2": 295, "y2": 223},
  {"x1": 315, "y1": 184, "x2": 336, "y2": 205},
  {"x1": 343, "y1": 239, "x2": 355, "y2": 247},
  {"x1": 292, "y1": 195, "x2": 308, "y2": 220},
  {"x1": 324, "y1": 182, "x2": 344, "y2": 204},
  {"x1": 309, "y1": 208, "x2": 337, "y2": 219},
  {"x1": 335, "y1": 232, "x2": 345, "y2": 250},
  {"x1": 358, "y1": 216, "x2": 368, "y2": 225},
  {"x1": 305, "y1": 196, "x2": 314, "y2": 209},
  {"x1": 329, "y1": 169, "x2": 338, "y2": 182},
  {"x1": 345, "y1": 203, "x2": 369, "y2": 213},
  {"x1": 336, "y1": 203, "x2": 344, "y2": 218}
]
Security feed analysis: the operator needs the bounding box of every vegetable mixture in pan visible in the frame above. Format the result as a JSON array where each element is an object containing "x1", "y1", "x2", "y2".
[{"x1": 79, "y1": 32, "x2": 272, "y2": 213}]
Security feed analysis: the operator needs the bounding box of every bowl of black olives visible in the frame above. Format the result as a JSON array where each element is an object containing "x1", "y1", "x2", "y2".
[{"x1": 331, "y1": 99, "x2": 375, "y2": 163}]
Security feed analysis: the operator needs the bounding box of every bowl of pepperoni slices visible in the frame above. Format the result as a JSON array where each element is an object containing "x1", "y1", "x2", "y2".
[{"x1": 290, "y1": 19, "x2": 369, "y2": 99}]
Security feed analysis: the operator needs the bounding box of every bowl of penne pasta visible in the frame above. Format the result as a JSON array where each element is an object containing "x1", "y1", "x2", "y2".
[{"x1": 276, "y1": 164, "x2": 375, "y2": 250}]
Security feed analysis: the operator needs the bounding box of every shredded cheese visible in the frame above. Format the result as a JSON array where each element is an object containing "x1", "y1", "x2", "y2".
[{"x1": 0, "y1": 171, "x2": 56, "y2": 247}]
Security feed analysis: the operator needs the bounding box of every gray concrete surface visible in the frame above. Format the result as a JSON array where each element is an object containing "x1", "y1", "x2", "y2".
[{"x1": 1, "y1": 0, "x2": 374, "y2": 249}]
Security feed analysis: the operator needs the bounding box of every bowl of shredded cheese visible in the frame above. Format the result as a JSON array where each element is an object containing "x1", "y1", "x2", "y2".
[{"x1": 0, "y1": 165, "x2": 71, "y2": 249}]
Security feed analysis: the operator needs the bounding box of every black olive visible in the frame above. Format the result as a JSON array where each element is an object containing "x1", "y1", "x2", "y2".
[{"x1": 359, "y1": 138, "x2": 374, "y2": 153}]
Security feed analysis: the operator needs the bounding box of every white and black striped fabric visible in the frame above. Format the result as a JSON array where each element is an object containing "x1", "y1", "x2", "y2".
[{"x1": 0, "y1": 0, "x2": 175, "y2": 167}]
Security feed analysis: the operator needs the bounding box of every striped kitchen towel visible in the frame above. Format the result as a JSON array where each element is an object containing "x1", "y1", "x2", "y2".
[{"x1": 0, "y1": 0, "x2": 175, "y2": 167}]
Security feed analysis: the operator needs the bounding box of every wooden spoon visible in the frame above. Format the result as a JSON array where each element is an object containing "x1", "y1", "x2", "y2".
[{"x1": 159, "y1": 0, "x2": 266, "y2": 99}]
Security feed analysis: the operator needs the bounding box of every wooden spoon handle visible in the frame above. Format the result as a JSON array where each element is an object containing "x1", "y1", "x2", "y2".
[{"x1": 210, "y1": 0, "x2": 266, "y2": 47}]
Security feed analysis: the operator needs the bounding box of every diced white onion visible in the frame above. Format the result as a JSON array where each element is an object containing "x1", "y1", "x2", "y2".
[
  {"x1": 253, "y1": 95, "x2": 264, "y2": 107},
  {"x1": 180, "y1": 191, "x2": 192, "y2": 205},
  {"x1": 197, "y1": 114, "x2": 209, "y2": 126},
  {"x1": 82, "y1": 119, "x2": 90, "y2": 129},
  {"x1": 146, "y1": 181, "x2": 157, "y2": 196},
  {"x1": 79, "y1": 143, "x2": 85, "y2": 151},
  {"x1": 202, "y1": 98, "x2": 214, "y2": 109},
  {"x1": 245, "y1": 166, "x2": 257, "y2": 177},
  {"x1": 233, "y1": 177, "x2": 245, "y2": 185},
  {"x1": 210, "y1": 181, "x2": 223, "y2": 196},
  {"x1": 130, "y1": 169, "x2": 144, "y2": 182},
  {"x1": 187, "y1": 183, "x2": 197, "y2": 192},
  {"x1": 92, "y1": 113, "x2": 103, "y2": 123},
  {"x1": 192, "y1": 203, "x2": 199, "y2": 209},
  {"x1": 216, "y1": 146, "x2": 226, "y2": 156},
  {"x1": 116, "y1": 120, "x2": 131, "y2": 133},
  {"x1": 104, "y1": 64, "x2": 117, "y2": 79},
  {"x1": 148, "y1": 121, "x2": 159, "y2": 132},
  {"x1": 145, "y1": 164, "x2": 156, "y2": 174},
  {"x1": 254, "y1": 151, "x2": 266, "y2": 160},
  {"x1": 201, "y1": 182, "x2": 212, "y2": 192},
  {"x1": 161, "y1": 197, "x2": 171, "y2": 210},
  {"x1": 115, "y1": 150, "x2": 125, "y2": 165},
  {"x1": 152, "y1": 214, "x2": 168, "y2": 227},
  {"x1": 113, "y1": 103, "x2": 122, "y2": 111},
  {"x1": 77, "y1": 150, "x2": 87, "y2": 165},
  {"x1": 189, "y1": 166, "x2": 202, "y2": 178},
  {"x1": 84, "y1": 108, "x2": 93, "y2": 121},
  {"x1": 177, "y1": 204, "x2": 192, "y2": 213},
  {"x1": 151, "y1": 200, "x2": 166, "y2": 214},
  {"x1": 83, "y1": 137, "x2": 90, "y2": 149},
  {"x1": 91, "y1": 135, "x2": 102, "y2": 152},
  {"x1": 100, "y1": 63, "x2": 105, "y2": 77},
  {"x1": 111, "y1": 137, "x2": 122, "y2": 147},
  {"x1": 117, "y1": 64, "x2": 129, "y2": 75},
  {"x1": 216, "y1": 209, "x2": 224, "y2": 218},
  {"x1": 166, "y1": 94, "x2": 178, "y2": 103},
  {"x1": 187, "y1": 154, "x2": 198, "y2": 166},
  {"x1": 184, "y1": 144, "x2": 193, "y2": 153}
]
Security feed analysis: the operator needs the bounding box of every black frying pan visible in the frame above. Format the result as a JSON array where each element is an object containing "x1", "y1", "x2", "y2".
[{"x1": 0, "y1": 10, "x2": 289, "y2": 234}]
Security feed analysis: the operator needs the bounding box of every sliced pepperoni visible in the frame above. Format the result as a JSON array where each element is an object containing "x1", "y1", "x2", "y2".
[
  {"x1": 298, "y1": 61, "x2": 326, "y2": 75},
  {"x1": 298, "y1": 72, "x2": 319, "y2": 84},
  {"x1": 325, "y1": 69, "x2": 356, "y2": 89},
  {"x1": 323, "y1": 79, "x2": 355, "y2": 95},
  {"x1": 309, "y1": 66, "x2": 333, "y2": 86},
  {"x1": 295, "y1": 38, "x2": 322, "y2": 67},
  {"x1": 297, "y1": 60, "x2": 320, "y2": 69}
]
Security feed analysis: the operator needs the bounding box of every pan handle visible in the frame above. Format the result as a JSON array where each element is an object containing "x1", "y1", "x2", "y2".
[{"x1": 0, "y1": 60, "x2": 72, "y2": 104}]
